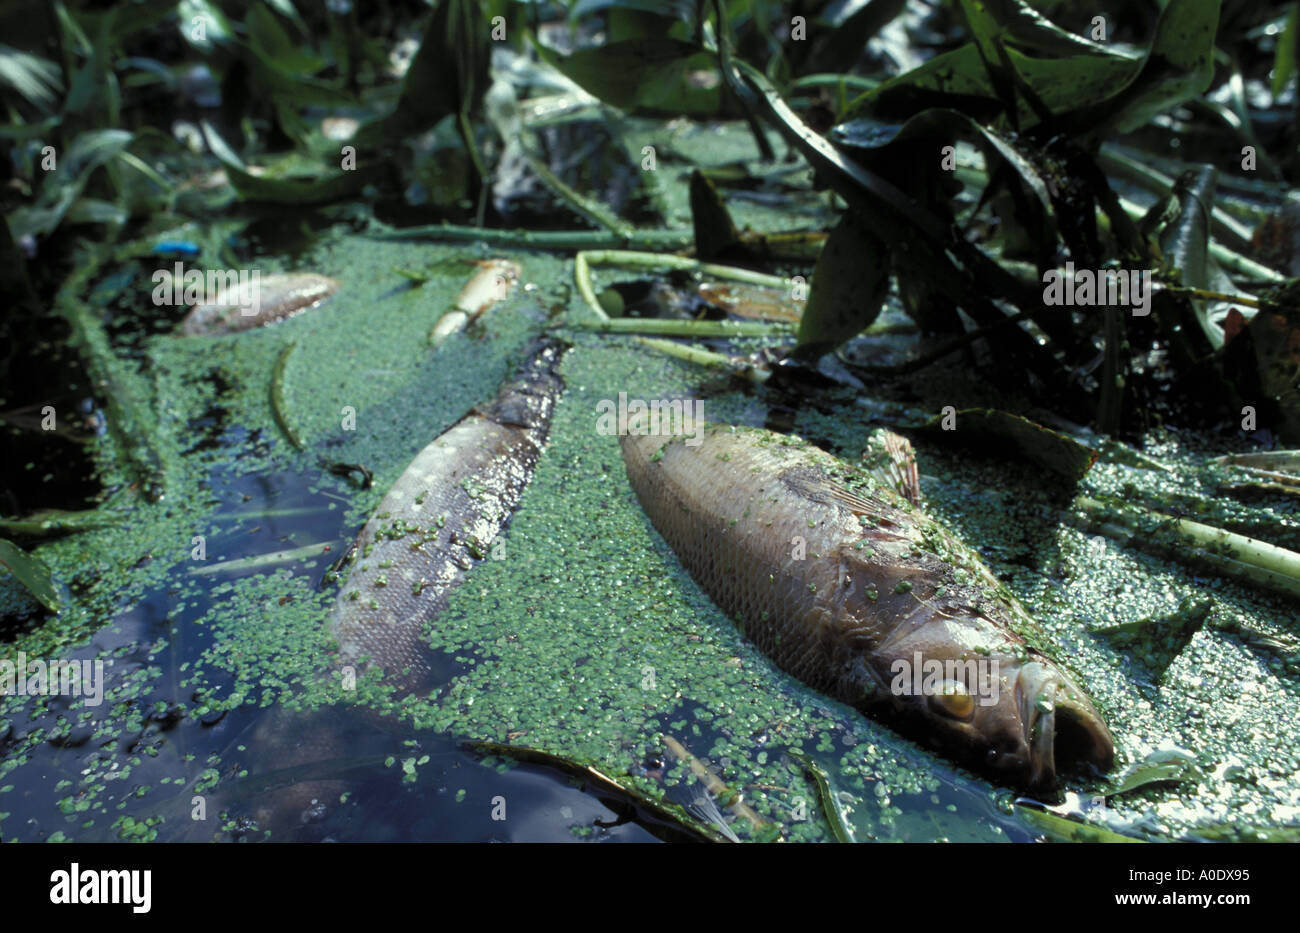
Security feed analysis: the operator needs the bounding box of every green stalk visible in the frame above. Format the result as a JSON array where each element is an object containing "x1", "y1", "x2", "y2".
[
  {"x1": 270, "y1": 340, "x2": 306, "y2": 451},
  {"x1": 188, "y1": 540, "x2": 338, "y2": 575},
  {"x1": 0, "y1": 508, "x2": 122, "y2": 537},
  {"x1": 787, "y1": 750, "x2": 857, "y2": 843},
  {"x1": 1217, "y1": 450, "x2": 1300, "y2": 473},
  {"x1": 574, "y1": 248, "x2": 798, "y2": 323},
  {"x1": 368, "y1": 223, "x2": 694, "y2": 252},
  {"x1": 522, "y1": 150, "x2": 633, "y2": 237},
  {"x1": 1073, "y1": 496, "x2": 1300, "y2": 602},
  {"x1": 568, "y1": 318, "x2": 792, "y2": 338},
  {"x1": 56, "y1": 245, "x2": 166, "y2": 501},
  {"x1": 634, "y1": 337, "x2": 771, "y2": 384}
]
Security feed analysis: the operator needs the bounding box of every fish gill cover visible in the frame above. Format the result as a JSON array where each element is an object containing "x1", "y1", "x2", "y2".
[{"x1": 0, "y1": 0, "x2": 1298, "y2": 847}]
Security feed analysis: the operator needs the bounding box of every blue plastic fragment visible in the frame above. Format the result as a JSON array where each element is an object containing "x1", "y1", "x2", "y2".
[{"x1": 152, "y1": 240, "x2": 200, "y2": 257}]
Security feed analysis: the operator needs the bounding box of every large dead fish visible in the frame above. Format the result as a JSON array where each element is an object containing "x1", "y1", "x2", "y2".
[
  {"x1": 328, "y1": 339, "x2": 565, "y2": 691},
  {"x1": 621, "y1": 423, "x2": 1114, "y2": 790}
]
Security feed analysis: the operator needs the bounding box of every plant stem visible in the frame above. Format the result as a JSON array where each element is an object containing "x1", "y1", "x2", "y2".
[
  {"x1": 1073, "y1": 496, "x2": 1300, "y2": 602},
  {"x1": 368, "y1": 223, "x2": 694, "y2": 252},
  {"x1": 567, "y1": 318, "x2": 792, "y2": 337}
]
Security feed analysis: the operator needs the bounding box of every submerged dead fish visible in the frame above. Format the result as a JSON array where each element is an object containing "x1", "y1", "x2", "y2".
[
  {"x1": 328, "y1": 339, "x2": 565, "y2": 691},
  {"x1": 621, "y1": 423, "x2": 1114, "y2": 790}
]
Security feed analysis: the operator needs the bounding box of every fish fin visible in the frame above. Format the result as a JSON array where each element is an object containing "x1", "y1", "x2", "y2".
[
  {"x1": 862, "y1": 430, "x2": 922, "y2": 505},
  {"x1": 780, "y1": 466, "x2": 891, "y2": 521},
  {"x1": 826, "y1": 484, "x2": 887, "y2": 518}
]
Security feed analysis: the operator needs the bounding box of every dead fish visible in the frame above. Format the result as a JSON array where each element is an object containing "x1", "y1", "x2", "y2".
[
  {"x1": 620, "y1": 423, "x2": 1114, "y2": 790},
  {"x1": 328, "y1": 339, "x2": 565, "y2": 691},
  {"x1": 176, "y1": 272, "x2": 339, "y2": 336},
  {"x1": 698, "y1": 281, "x2": 803, "y2": 323},
  {"x1": 430, "y1": 259, "x2": 521, "y2": 346}
]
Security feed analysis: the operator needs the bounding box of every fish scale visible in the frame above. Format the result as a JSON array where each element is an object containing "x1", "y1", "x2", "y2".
[{"x1": 621, "y1": 422, "x2": 1114, "y2": 790}]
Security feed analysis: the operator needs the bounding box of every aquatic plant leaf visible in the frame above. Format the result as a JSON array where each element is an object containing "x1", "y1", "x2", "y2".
[
  {"x1": 353, "y1": 0, "x2": 489, "y2": 147},
  {"x1": 795, "y1": 211, "x2": 890, "y2": 357},
  {"x1": 1014, "y1": 802, "x2": 1147, "y2": 842},
  {"x1": 1146, "y1": 166, "x2": 1250, "y2": 350},
  {"x1": 0, "y1": 537, "x2": 61, "y2": 613},
  {"x1": 834, "y1": 108, "x2": 1053, "y2": 215},
  {"x1": 969, "y1": 0, "x2": 1134, "y2": 59},
  {"x1": 200, "y1": 122, "x2": 368, "y2": 205},
  {"x1": 689, "y1": 169, "x2": 740, "y2": 260},
  {"x1": 1084, "y1": 0, "x2": 1220, "y2": 137},
  {"x1": 0, "y1": 44, "x2": 63, "y2": 112},
  {"x1": 1101, "y1": 747, "x2": 1203, "y2": 797},
  {"x1": 812, "y1": 0, "x2": 909, "y2": 74},
  {"x1": 918, "y1": 409, "x2": 1098, "y2": 482},
  {"x1": 176, "y1": 0, "x2": 234, "y2": 53},
  {"x1": 842, "y1": 40, "x2": 1134, "y2": 127},
  {"x1": 1095, "y1": 597, "x2": 1210, "y2": 683},
  {"x1": 538, "y1": 38, "x2": 724, "y2": 115},
  {"x1": 844, "y1": 0, "x2": 1218, "y2": 136},
  {"x1": 6, "y1": 129, "x2": 133, "y2": 238}
]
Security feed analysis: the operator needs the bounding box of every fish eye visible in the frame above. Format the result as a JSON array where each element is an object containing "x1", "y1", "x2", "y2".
[{"x1": 928, "y1": 680, "x2": 975, "y2": 720}]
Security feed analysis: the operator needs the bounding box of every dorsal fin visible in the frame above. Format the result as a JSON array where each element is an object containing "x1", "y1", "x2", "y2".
[{"x1": 862, "y1": 430, "x2": 922, "y2": 505}]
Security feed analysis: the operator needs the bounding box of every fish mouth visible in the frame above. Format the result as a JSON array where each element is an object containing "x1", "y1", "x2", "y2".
[{"x1": 1017, "y1": 661, "x2": 1115, "y2": 789}]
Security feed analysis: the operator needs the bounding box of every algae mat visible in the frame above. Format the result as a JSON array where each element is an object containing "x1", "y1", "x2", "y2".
[{"x1": 2, "y1": 234, "x2": 1299, "y2": 842}]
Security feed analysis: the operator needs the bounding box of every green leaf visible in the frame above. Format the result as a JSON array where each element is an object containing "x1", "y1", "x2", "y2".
[
  {"x1": 1273, "y1": 3, "x2": 1299, "y2": 97},
  {"x1": 0, "y1": 538, "x2": 61, "y2": 613},
  {"x1": 0, "y1": 44, "x2": 63, "y2": 112},
  {"x1": 916, "y1": 409, "x2": 1099, "y2": 482},
  {"x1": 966, "y1": 0, "x2": 1133, "y2": 59},
  {"x1": 538, "y1": 38, "x2": 724, "y2": 115},
  {"x1": 200, "y1": 122, "x2": 369, "y2": 205},
  {"x1": 1015, "y1": 803, "x2": 1148, "y2": 842},
  {"x1": 842, "y1": 40, "x2": 1135, "y2": 127},
  {"x1": 1145, "y1": 166, "x2": 1247, "y2": 350},
  {"x1": 1101, "y1": 747, "x2": 1204, "y2": 797},
  {"x1": 812, "y1": 0, "x2": 909, "y2": 74},
  {"x1": 1084, "y1": 0, "x2": 1222, "y2": 136},
  {"x1": 8, "y1": 129, "x2": 134, "y2": 238},
  {"x1": 354, "y1": 0, "x2": 489, "y2": 147},
  {"x1": 689, "y1": 169, "x2": 740, "y2": 260},
  {"x1": 844, "y1": 0, "x2": 1219, "y2": 137},
  {"x1": 176, "y1": 0, "x2": 234, "y2": 53},
  {"x1": 796, "y1": 212, "x2": 891, "y2": 356}
]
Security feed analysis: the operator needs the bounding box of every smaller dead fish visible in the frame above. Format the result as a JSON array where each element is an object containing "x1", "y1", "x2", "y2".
[
  {"x1": 698, "y1": 281, "x2": 803, "y2": 323},
  {"x1": 430, "y1": 259, "x2": 521, "y2": 346},
  {"x1": 328, "y1": 338, "x2": 565, "y2": 692},
  {"x1": 175, "y1": 272, "x2": 339, "y2": 336}
]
